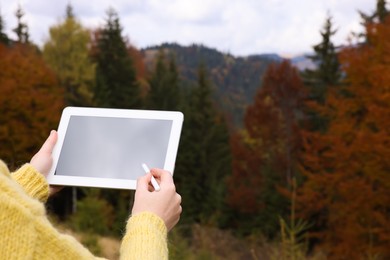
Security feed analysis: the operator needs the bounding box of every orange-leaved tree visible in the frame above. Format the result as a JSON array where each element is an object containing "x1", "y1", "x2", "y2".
[
  {"x1": 297, "y1": 16, "x2": 390, "y2": 259},
  {"x1": 0, "y1": 43, "x2": 64, "y2": 169},
  {"x1": 227, "y1": 60, "x2": 306, "y2": 236}
]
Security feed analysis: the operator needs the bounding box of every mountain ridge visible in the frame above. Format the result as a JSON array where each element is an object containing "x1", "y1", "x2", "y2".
[{"x1": 142, "y1": 42, "x2": 314, "y2": 127}]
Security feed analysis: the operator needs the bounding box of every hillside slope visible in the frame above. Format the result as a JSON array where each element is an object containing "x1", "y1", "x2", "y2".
[
  {"x1": 143, "y1": 43, "x2": 313, "y2": 127},
  {"x1": 143, "y1": 43, "x2": 279, "y2": 127}
]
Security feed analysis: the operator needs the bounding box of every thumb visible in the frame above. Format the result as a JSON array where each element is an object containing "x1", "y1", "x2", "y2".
[{"x1": 39, "y1": 130, "x2": 58, "y2": 154}]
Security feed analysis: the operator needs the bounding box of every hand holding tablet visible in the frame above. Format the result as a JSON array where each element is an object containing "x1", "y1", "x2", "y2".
[
  {"x1": 132, "y1": 168, "x2": 182, "y2": 231},
  {"x1": 47, "y1": 107, "x2": 183, "y2": 190}
]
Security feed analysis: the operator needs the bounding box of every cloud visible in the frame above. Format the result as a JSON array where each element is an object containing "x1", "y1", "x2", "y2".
[
  {"x1": 157, "y1": 0, "x2": 224, "y2": 24},
  {"x1": 1, "y1": 0, "x2": 378, "y2": 56}
]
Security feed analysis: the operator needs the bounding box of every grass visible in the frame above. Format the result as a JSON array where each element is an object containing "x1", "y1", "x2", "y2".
[{"x1": 54, "y1": 219, "x2": 328, "y2": 260}]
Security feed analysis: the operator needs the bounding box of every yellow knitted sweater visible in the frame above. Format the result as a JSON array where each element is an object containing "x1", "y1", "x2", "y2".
[{"x1": 0, "y1": 160, "x2": 168, "y2": 259}]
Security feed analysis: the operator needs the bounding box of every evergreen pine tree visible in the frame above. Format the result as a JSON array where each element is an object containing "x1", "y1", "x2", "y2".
[
  {"x1": 167, "y1": 54, "x2": 181, "y2": 108},
  {"x1": 0, "y1": 11, "x2": 9, "y2": 45},
  {"x1": 359, "y1": 0, "x2": 389, "y2": 44},
  {"x1": 13, "y1": 4, "x2": 29, "y2": 43},
  {"x1": 375, "y1": 0, "x2": 389, "y2": 22},
  {"x1": 175, "y1": 63, "x2": 231, "y2": 225},
  {"x1": 301, "y1": 14, "x2": 341, "y2": 132},
  {"x1": 360, "y1": 0, "x2": 389, "y2": 24},
  {"x1": 66, "y1": 3, "x2": 75, "y2": 19},
  {"x1": 93, "y1": 8, "x2": 141, "y2": 109},
  {"x1": 302, "y1": 14, "x2": 341, "y2": 98},
  {"x1": 88, "y1": 8, "x2": 142, "y2": 236},
  {"x1": 147, "y1": 50, "x2": 181, "y2": 110}
]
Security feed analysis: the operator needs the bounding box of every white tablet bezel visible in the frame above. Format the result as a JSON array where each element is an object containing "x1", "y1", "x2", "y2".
[{"x1": 47, "y1": 106, "x2": 184, "y2": 190}]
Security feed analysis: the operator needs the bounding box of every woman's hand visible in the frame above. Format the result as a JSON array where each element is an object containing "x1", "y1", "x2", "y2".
[
  {"x1": 30, "y1": 130, "x2": 57, "y2": 177},
  {"x1": 30, "y1": 130, "x2": 62, "y2": 195},
  {"x1": 132, "y1": 169, "x2": 182, "y2": 231}
]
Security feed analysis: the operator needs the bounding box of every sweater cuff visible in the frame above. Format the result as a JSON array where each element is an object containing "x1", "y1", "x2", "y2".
[
  {"x1": 122, "y1": 211, "x2": 168, "y2": 258},
  {"x1": 11, "y1": 164, "x2": 49, "y2": 203},
  {"x1": 126, "y1": 211, "x2": 167, "y2": 236}
]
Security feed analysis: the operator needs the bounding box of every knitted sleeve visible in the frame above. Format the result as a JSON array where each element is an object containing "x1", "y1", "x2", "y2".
[
  {"x1": 11, "y1": 163, "x2": 49, "y2": 203},
  {"x1": 120, "y1": 212, "x2": 168, "y2": 260},
  {"x1": 0, "y1": 160, "x2": 168, "y2": 259}
]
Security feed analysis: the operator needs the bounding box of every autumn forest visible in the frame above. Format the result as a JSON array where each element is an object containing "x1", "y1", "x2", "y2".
[{"x1": 0, "y1": 1, "x2": 389, "y2": 259}]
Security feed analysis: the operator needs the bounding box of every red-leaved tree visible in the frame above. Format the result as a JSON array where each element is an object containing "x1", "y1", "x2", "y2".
[
  {"x1": 0, "y1": 43, "x2": 64, "y2": 169},
  {"x1": 297, "y1": 16, "x2": 390, "y2": 259},
  {"x1": 227, "y1": 60, "x2": 306, "y2": 235}
]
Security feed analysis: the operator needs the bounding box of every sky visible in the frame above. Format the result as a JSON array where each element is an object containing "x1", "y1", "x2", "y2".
[{"x1": 0, "y1": 0, "x2": 378, "y2": 57}]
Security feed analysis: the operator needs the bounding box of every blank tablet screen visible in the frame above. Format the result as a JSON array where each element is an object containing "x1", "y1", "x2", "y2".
[{"x1": 55, "y1": 115, "x2": 172, "y2": 180}]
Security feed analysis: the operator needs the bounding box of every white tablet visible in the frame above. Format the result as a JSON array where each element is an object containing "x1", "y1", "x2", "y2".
[{"x1": 47, "y1": 107, "x2": 184, "y2": 190}]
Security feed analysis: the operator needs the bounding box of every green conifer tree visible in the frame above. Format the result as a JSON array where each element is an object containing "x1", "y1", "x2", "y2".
[
  {"x1": 147, "y1": 50, "x2": 181, "y2": 110},
  {"x1": 93, "y1": 8, "x2": 141, "y2": 109},
  {"x1": 301, "y1": 14, "x2": 341, "y2": 132},
  {"x1": 0, "y1": 11, "x2": 9, "y2": 45},
  {"x1": 175, "y1": 63, "x2": 231, "y2": 225},
  {"x1": 66, "y1": 3, "x2": 75, "y2": 19},
  {"x1": 86, "y1": 9, "x2": 142, "y2": 237},
  {"x1": 360, "y1": 0, "x2": 389, "y2": 24},
  {"x1": 302, "y1": 14, "x2": 341, "y2": 97},
  {"x1": 359, "y1": 0, "x2": 389, "y2": 44},
  {"x1": 13, "y1": 4, "x2": 29, "y2": 43}
]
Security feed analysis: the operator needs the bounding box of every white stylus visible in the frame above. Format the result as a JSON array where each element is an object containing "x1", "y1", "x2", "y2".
[{"x1": 142, "y1": 163, "x2": 160, "y2": 191}]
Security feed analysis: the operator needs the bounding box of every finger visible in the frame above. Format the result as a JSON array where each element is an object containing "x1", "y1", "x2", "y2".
[
  {"x1": 154, "y1": 169, "x2": 174, "y2": 184},
  {"x1": 136, "y1": 173, "x2": 152, "y2": 191},
  {"x1": 49, "y1": 185, "x2": 64, "y2": 196},
  {"x1": 39, "y1": 130, "x2": 58, "y2": 154},
  {"x1": 150, "y1": 168, "x2": 162, "y2": 178},
  {"x1": 150, "y1": 168, "x2": 173, "y2": 181},
  {"x1": 148, "y1": 183, "x2": 154, "y2": 192}
]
